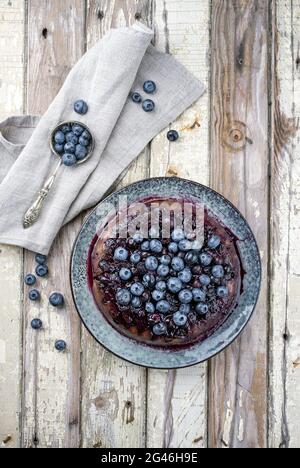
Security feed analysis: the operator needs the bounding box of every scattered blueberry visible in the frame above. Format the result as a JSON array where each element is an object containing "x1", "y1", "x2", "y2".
[
  {"x1": 179, "y1": 304, "x2": 190, "y2": 315},
  {"x1": 143, "y1": 80, "x2": 156, "y2": 94},
  {"x1": 152, "y1": 290, "x2": 165, "y2": 302},
  {"x1": 199, "y1": 274, "x2": 211, "y2": 286},
  {"x1": 64, "y1": 142, "x2": 76, "y2": 154},
  {"x1": 72, "y1": 124, "x2": 85, "y2": 136},
  {"x1": 212, "y1": 265, "x2": 224, "y2": 278},
  {"x1": 145, "y1": 256, "x2": 159, "y2": 271},
  {"x1": 145, "y1": 302, "x2": 156, "y2": 314},
  {"x1": 192, "y1": 288, "x2": 206, "y2": 303},
  {"x1": 167, "y1": 130, "x2": 179, "y2": 142},
  {"x1": 131, "y1": 92, "x2": 142, "y2": 103},
  {"x1": 178, "y1": 239, "x2": 192, "y2": 252},
  {"x1": 133, "y1": 233, "x2": 144, "y2": 244},
  {"x1": 119, "y1": 268, "x2": 132, "y2": 281},
  {"x1": 54, "y1": 143, "x2": 64, "y2": 154},
  {"x1": 131, "y1": 296, "x2": 142, "y2": 308},
  {"x1": 29, "y1": 289, "x2": 40, "y2": 302},
  {"x1": 178, "y1": 268, "x2": 192, "y2": 283},
  {"x1": 196, "y1": 303, "x2": 209, "y2": 315},
  {"x1": 36, "y1": 264, "x2": 48, "y2": 277},
  {"x1": 153, "y1": 322, "x2": 167, "y2": 336},
  {"x1": 141, "y1": 240, "x2": 150, "y2": 251},
  {"x1": 54, "y1": 131, "x2": 65, "y2": 145},
  {"x1": 49, "y1": 292, "x2": 64, "y2": 307},
  {"x1": 185, "y1": 251, "x2": 198, "y2": 265},
  {"x1": 25, "y1": 274, "x2": 36, "y2": 286},
  {"x1": 35, "y1": 253, "x2": 47, "y2": 264},
  {"x1": 66, "y1": 132, "x2": 78, "y2": 145},
  {"x1": 116, "y1": 289, "x2": 132, "y2": 305},
  {"x1": 157, "y1": 265, "x2": 169, "y2": 277},
  {"x1": 199, "y1": 252, "x2": 213, "y2": 266},
  {"x1": 130, "y1": 252, "x2": 141, "y2": 264},
  {"x1": 167, "y1": 277, "x2": 183, "y2": 294},
  {"x1": 62, "y1": 153, "x2": 77, "y2": 166},
  {"x1": 143, "y1": 274, "x2": 156, "y2": 288},
  {"x1": 114, "y1": 247, "x2": 129, "y2": 261},
  {"x1": 75, "y1": 144, "x2": 88, "y2": 161},
  {"x1": 217, "y1": 286, "x2": 229, "y2": 298},
  {"x1": 156, "y1": 281, "x2": 167, "y2": 292},
  {"x1": 171, "y1": 229, "x2": 185, "y2": 242},
  {"x1": 74, "y1": 100, "x2": 88, "y2": 115},
  {"x1": 173, "y1": 311, "x2": 188, "y2": 327},
  {"x1": 31, "y1": 318, "x2": 42, "y2": 330},
  {"x1": 160, "y1": 255, "x2": 171, "y2": 266},
  {"x1": 178, "y1": 289, "x2": 193, "y2": 304},
  {"x1": 130, "y1": 282, "x2": 145, "y2": 297},
  {"x1": 171, "y1": 257, "x2": 185, "y2": 272},
  {"x1": 142, "y1": 99, "x2": 155, "y2": 112},
  {"x1": 55, "y1": 340, "x2": 67, "y2": 351},
  {"x1": 207, "y1": 235, "x2": 221, "y2": 249},
  {"x1": 60, "y1": 124, "x2": 71, "y2": 134},
  {"x1": 156, "y1": 300, "x2": 171, "y2": 314},
  {"x1": 168, "y1": 242, "x2": 179, "y2": 254},
  {"x1": 150, "y1": 239, "x2": 163, "y2": 253}
]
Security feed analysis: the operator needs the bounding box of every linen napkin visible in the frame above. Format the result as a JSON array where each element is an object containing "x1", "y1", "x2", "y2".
[{"x1": 0, "y1": 22, "x2": 205, "y2": 255}]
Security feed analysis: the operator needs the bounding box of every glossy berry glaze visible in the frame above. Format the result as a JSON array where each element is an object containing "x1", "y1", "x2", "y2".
[{"x1": 89, "y1": 197, "x2": 242, "y2": 348}]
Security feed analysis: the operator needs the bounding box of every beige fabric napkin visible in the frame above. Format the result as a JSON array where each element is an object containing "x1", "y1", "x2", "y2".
[{"x1": 0, "y1": 23, "x2": 205, "y2": 254}]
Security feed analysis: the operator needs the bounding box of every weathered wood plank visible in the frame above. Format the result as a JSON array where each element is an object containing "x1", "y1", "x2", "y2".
[
  {"x1": 147, "y1": 0, "x2": 210, "y2": 448},
  {"x1": 0, "y1": 0, "x2": 25, "y2": 449},
  {"x1": 209, "y1": 0, "x2": 269, "y2": 448},
  {"x1": 80, "y1": 0, "x2": 153, "y2": 449},
  {"x1": 269, "y1": 0, "x2": 300, "y2": 449},
  {"x1": 22, "y1": 0, "x2": 85, "y2": 448}
]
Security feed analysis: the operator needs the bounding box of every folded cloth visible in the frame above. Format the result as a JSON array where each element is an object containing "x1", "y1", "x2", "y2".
[{"x1": 0, "y1": 22, "x2": 205, "y2": 254}]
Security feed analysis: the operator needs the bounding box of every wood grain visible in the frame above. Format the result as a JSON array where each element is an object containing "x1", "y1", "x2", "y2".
[
  {"x1": 209, "y1": 0, "x2": 269, "y2": 448},
  {"x1": 0, "y1": 0, "x2": 25, "y2": 449},
  {"x1": 269, "y1": 0, "x2": 300, "y2": 449},
  {"x1": 147, "y1": 0, "x2": 210, "y2": 448},
  {"x1": 22, "y1": 0, "x2": 85, "y2": 448}
]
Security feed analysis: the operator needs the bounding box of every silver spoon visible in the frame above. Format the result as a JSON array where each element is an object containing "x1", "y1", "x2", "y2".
[{"x1": 23, "y1": 121, "x2": 94, "y2": 229}]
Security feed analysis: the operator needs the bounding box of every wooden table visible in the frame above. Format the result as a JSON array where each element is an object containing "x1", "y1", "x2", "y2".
[{"x1": 0, "y1": 0, "x2": 299, "y2": 449}]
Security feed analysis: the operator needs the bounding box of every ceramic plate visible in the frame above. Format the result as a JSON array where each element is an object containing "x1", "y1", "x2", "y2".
[{"x1": 71, "y1": 177, "x2": 261, "y2": 369}]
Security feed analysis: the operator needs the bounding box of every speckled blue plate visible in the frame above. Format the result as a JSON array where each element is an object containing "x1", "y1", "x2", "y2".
[{"x1": 71, "y1": 177, "x2": 261, "y2": 369}]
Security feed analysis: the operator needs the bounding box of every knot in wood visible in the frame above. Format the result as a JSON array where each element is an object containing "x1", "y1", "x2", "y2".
[{"x1": 222, "y1": 120, "x2": 250, "y2": 153}]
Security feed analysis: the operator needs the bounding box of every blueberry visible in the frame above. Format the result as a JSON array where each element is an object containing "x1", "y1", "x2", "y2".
[
  {"x1": 116, "y1": 288, "x2": 132, "y2": 305},
  {"x1": 130, "y1": 282, "x2": 145, "y2": 297},
  {"x1": 178, "y1": 289, "x2": 193, "y2": 304},
  {"x1": 66, "y1": 132, "x2": 78, "y2": 145},
  {"x1": 145, "y1": 256, "x2": 159, "y2": 271},
  {"x1": 79, "y1": 135, "x2": 90, "y2": 147},
  {"x1": 143, "y1": 80, "x2": 156, "y2": 94},
  {"x1": 179, "y1": 304, "x2": 190, "y2": 315},
  {"x1": 143, "y1": 274, "x2": 156, "y2": 288},
  {"x1": 145, "y1": 302, "x2": 155, "y2": 314},
  {"x1": 199, "y1": 274, "x2": 211, "y2": 286},
  {"x1": 150, "y1": 239, "x2": 163, "y2": 253},
  {"x1": 142, "y1": 99, "x2": 155, "y2": 112},
  {"x1": 207, "y1": 235, "x2": 221, "y2": 249},
  {"x1": 75, "y1": 144, "x2": 88, "y2": 161},
  {"x1": 81, "y1": 130, "x2": 91, "y2": 141},
  {"x1": 153, "y1": 322, "x2": 167, "y2": 336},
  {"x1": 36, "y1": 264, "x2": 48, "y2": 277},
  {"x1": 168, "y1": 242, "x2": 179, "y2": 254},
  {"x1": 49, "y1": 292, "x2": 64, "y2": 307},
  {"x1": 152, "y1": 290, "x2": 165, "y2": 302},
  {"x1": 25, "y1": 274, "x2": 36, "y2": 286},
  {"x1": 171, "y1": 228, "x2": 185, "y2": 242},
  {"x1": 31, "y1": 318, "x2": 42, "y2": 330},
  {"x1": 133, "y1": 233, "x2": 144, "y2": 244},
  {"x1": 114, "y1": 247, "x2": 129, "y2": 261},
  {"x1": 119, "y1": 268, "x2": 132, "y2": 281},
  {"x1": 64, "y1": 142, "x2": 76, "y2": 153},
  {"x1": 167, "y1": 277, "x2": 183, "y2": 294},
  {"x1": 54, "y1": 143, "x2": 64, "y2": 154},
  {"x1": 60, "y1": 124, "x2": 71, "y2": 134},
  {"x1": 35, "y1": 253, "x2": 47, "y2": 264},
  {"x1": 72, "y1": 124, "x2": 85, "y2": 136},
  {"x1": 185, "y1": 251, "x2": 198, "y2": 265},
  {"x1": 171, "y1": 257, "x2": 185, "y2": 272},
  {"x1": 212, "y1": 265, "x2": 224, "y2": 278},
  {"x1": 131, "y1": 92, "x2": 142, "y2": 103},
  {"x1": 173, "y1": 311, "x2": 188, "y2": 327},
  {"x1": 156, "y1": 300, "x2": 171, "y2": 314},
  {"x1": 141, "y1": 241, "x2": 150, "y2": 251},
  {"x1": 167, "y1": 130, "x2": 179, "y2": 142},
  {"x1": 192, "y1": 288, "x2": 206, "y2": 303},
  {"x1": 217, "y1": 286, "x2": 229, "y2": 298},
  {"x1": 199, "y1": 252, "x2": 213, "y2": 266},
  {"x1": 54, "y1": 131, "x2": 65, "y2": 145},
  {"x1": 196, "y1": 303, "x2": 209, "y2": 315},
  {"x1": 160, "y1": 255, "x2": 171, "y2": 266},
  {"x1": 178, "y1": 268, "x2": 192, "y2": 283},
  {"x1": 130, "y1": 252, "x2": 141, "y2": 264},
  {"x1": 178, "y1": 239, "x2": 192, "y2": 252},
  {"x1": 62, "y1": 153, "x2": 77, "y2": 166},
  {"x1": 131, "y1": 297, "x2": 142, "y2": 308},
  {"x1": 156, "y1": 280, "x2": 167, "y2": 292},
  {"x1": 55, "y1": 340, "x2": 67, "y2": 351},
  {"x1": 29, "y1": 289, "x2": 40, "y2": 301},
  {"x1": 74, "y1": 100, "x2": 88, "y2": 115},
  {"x1": 157, "y1": 265, "x2": 169, "y2": 277}
]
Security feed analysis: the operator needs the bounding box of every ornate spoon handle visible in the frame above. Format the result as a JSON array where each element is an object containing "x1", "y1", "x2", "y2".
[{"x1": 23, "y1": 160, "x2": 62, "y2": 229}]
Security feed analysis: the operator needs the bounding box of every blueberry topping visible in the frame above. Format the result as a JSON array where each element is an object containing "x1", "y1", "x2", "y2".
[
  {"x1": 131, "y1": 296, "x2": 142, "y2": 308},
  {"x1": 54, "y1": 131, "x2": 65, "y2": 145},
  {"x1": 143, "y1": 80, "x2": 156, "y2": 94},
  {"x1": 25, "y1": 274, "x2": 36, "y2": 286},
  {"x1": 36, "y1": 264, "x2": 48, "y2": 277},
  {"x1": 207, "y1": 235, "x2": 221, "y2": 249},
  {"x1": 173, "y1": 312, "x2": 188, "y2": 327},
  {"x1": 143, "y1": 274, "x2": 156, "y2": 288},
  {"x1": 171, "y1": 256, "x2": 185, "y2": 272},
  {"x1": 29, "y1": 289, "x2": 40, "y2": 302},
  {"x1": 119, "y1": 268, "x2": 132, "y2": 281},
  {"x1": 151, "y1": 290, "x2": 165, "y2": 302},
  {"x1": 142, "y1": 99, "x2": 155, "y2": 112},
  {"x1": 74, "y1": 100, "x2": 88, "y2": 115},
  {"x1": 130, "y1": 252, "x2": 141, "y2": 264},
  {"x1": 64, "y1": 142, "x2": 76, "y2": 153},
  {"x1": 31, "y1": 318, "x2": 42, "y2": 330},
  {"x1": 150, "y1": 239, "x2": 163, "y2": 253},
  {"x1": 167, "y1": 130, "x2": 179, "y2": 142},
  {"x1": 185, "y1": 251, "x2": 199, "y2": 265},
  {"x1": 156, "y1": 300, "x2": 171, "y2": 314},
  {"x1": 75, "y1": 144, "x2": 88, "y2": 161},
  {"x1": 62, "y1": 153, "x2": 77, "y2": 166},
  {"x1": 178, "y1": 289, "x2": 193, "y2": 304},
  {"x1": 114, "y1": 247, "x2": 129, "y2": 261},
  {"x1": 49, "y1": 292, "x2": 64, "y2": 307},
  {"x1": 141, "y1": 241, "x2": 150, "y2": 251},
  {"x1": 171, "y1": 228, "x2": 185, "y2": 242},
  {"x1": 156, "y1": 280, "x2": 167, "y2": 292},
  {"x1": 35, "y1": 253, "x2": 47, "y2": 265},
  {"x1": 157, "y1": 264, "x2": 169, "y2": 277},
  {"x1": 145, "y1": 256, "x2": 159, "y2": 271},
  {"x1": 72, "y1": 124, "x2": 85, "y2": 136},
  {"x1": 55, "y1": 340, "x2": 67, "y2": 351},
  {"x1": 167, "y1": 277, "x2": 183, "y2": 294},
  {"x1": 116, "y1": 289, "x2": 132, "y2": 305},
  {"x1": 54, "y1": 143, "x2": 64, "y2": 154},
  {"x1": 192, "y1": 288, "x2": 206, "y2": 303},
  {"x1": 178, "y1": 268, "x2": 192, "y2": 283},
  {"x1": 199, "y1": 274, "x2": 211, "y2": 286},
  {"x1": 133, "y1": 233, "x2": 144, "y2": 244},
  {"x1": 199, "y1": 252, "x2": 213, "y2": 266},
  {"x1": 66, "y1": 132, "x2": 78, "y2": 145},
  {"x1": 153, "y1": 322, "x2": 167, "y2": 336},
  {"x1": 168, "y1": 242, "x2": 179, "y2": 254},
  {"x1": 178, "y1": 239, "x2": 192, "y2": 252},
  {"x1": 212, "y1": 265, "x2": 224, "y2": 278},
  {"x1": 130, "y1": 282, "x2": 145, "y2": 297},
  {"x1": 160, "y1": 255, "x2": 171, "y2": 266},
  {"x1": 131, "y1": 92, "x2": 142, "y2": 103},
  {"x1": 145, "y1": 302, "x2": 155, "y2": 314},
  {"x1": 217, "y1": 286, "x2": 229, "y2": 298},
  {"x1": 196, "y1": 303, "x2": 209, "y2": 315},
  {"x1": 179, "y1": 304, "x2": 191, "y2": 315}
]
